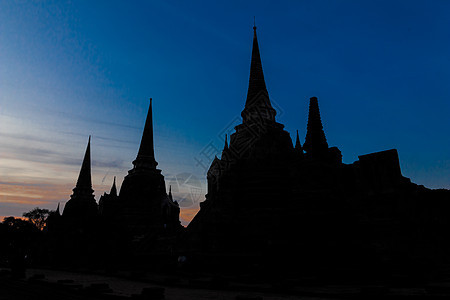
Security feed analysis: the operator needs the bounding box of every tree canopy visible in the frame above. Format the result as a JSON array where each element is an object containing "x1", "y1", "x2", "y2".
[{"x1": 22, "y1": 208, "x2": 50, "y2": 230}]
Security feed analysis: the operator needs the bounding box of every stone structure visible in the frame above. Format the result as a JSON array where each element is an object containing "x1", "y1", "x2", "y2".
[
  {"x1": 184, "y1": 26, "x2": 450, "y2": 277},
  {"x1": 62, "y1": 137, "x2": 98, "y2": 228},
  {"x1": 187, "y1": 26, "x2": 297, "y2": 256},
  {"x1": 47, "y1": 26, "x2": 450, "y2": 280},
  {"x1": 99, "y1": 99, "x2": 181, "y2": 242},
  {"x1": 51, "y1": 100, "x2": 181, "y2": 265},
  {"x1": 98, "y1": 176, "x2": 118, "y2": 216}
]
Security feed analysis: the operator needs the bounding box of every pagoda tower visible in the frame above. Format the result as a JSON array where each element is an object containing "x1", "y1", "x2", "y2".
[
  {"x1": 187, "y1": 26, "x2": 295, "y2": 255},
  {"x1": 112, "y1": 99, "x2": 181, "y2": 236},
  {"x1": 240, "y1": 25, "x2": 277, "y2": 125},
  {"x1": 183, "y1": 25, "x2": 450, "y2": 280},
  {"x1": 227, "y1": 25, "x2": 293, "y2": 160},
  {"x1": 63, "y1": 136, "x2": 98, "y2": 220},
  {"x1": 303, "y1": 96, "x2": 329, "y2": 159}
]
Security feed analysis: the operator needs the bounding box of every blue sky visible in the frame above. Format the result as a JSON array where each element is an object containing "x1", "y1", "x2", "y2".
[{"x1": 1, "y1": 1, "x2": 450, "y2": 224}]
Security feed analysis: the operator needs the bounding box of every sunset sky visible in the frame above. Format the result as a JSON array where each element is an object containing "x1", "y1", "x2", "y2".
[{"x1": 1, "y1": 1, "x2": 450, "y2": 225}]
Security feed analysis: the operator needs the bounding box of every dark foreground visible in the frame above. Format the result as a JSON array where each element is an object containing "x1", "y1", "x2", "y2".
[{"x1": 4, "y1": 268, "x2": 450, "y2": 299}]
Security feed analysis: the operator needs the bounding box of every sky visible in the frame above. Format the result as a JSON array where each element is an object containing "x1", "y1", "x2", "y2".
[{"x1": 1, "y1": 0, "x2": 450, "y2": 225}]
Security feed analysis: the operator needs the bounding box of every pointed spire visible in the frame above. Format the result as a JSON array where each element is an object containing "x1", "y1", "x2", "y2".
[
  {"x1": 295, "y1": 130, "x2": 302, "y2": 150},
  {"x1": 303, "y1": 97, "x2": 328, "y2": 157},
  {"x1": 56, "y1": 203, "x2": 61, "y2": 216},
  {"x1": 245, "y1": 24, "x2": 268, "y2": 106},
  {"x1": 221, "y1": 134, "x2": 232, "y2": 162},
  {"x1": 241, "y1": 25, "x2": 276, "y2": 124},
  {"x1": 168, "y1": 185, "x2": 175, "y2": 202},
  {"x1": 63, "y1": 136, "x2": 96, "y2": 218},
  {"x1": 75, "y1": 136, "x2": 92, "y2": 190},
  {"x1": 134, "y1": 98, "x2": 158, "y2": 168},
  {"x1": 110, "y1": 176, "x2": 117, "y2": 197}
]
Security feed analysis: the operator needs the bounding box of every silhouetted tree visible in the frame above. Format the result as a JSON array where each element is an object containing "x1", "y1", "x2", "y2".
[
  {"x1": 23, "y1": 207, "x2": 50, "y2": 230},
  {"x1": 2, "y1": 216, "x2": 36, "y2": 231},
  {"x1": 1, "y1": 216, "x2": 40, "y2": 277}
]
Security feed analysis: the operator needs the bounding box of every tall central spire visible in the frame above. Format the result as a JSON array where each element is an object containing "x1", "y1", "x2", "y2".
[
  {"x1": 134, "y1": 98, "x2": 158, "y2": 169},
  {"x1": 241, "y1": 25, "x2": 276, "y2": 124},
  {"x1": 245, "y1": 25, "x2": 268, "y2": 105}
]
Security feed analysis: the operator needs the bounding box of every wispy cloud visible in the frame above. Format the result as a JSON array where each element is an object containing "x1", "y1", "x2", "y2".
[
  {"x1": 0, "y1": 181, "x2": 71, "y2": 206},
  {"x1": 0, "y1": 83, "x2": 204, "y2": 220}
]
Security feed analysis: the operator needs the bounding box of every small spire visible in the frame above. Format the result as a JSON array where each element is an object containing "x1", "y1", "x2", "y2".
[
  {"x1": 168, "y1": 185, "x2": 173, "y2": 201},
  {"x1": 224, "y1": 134, "x2": 228, "y2": 150},
  {"x1": 303, "y1": 97, "x2": 328, "y2": 156},
  {"x1": 295, "y1": 130, "x2": 302, "y2": 150},
  {"x1": 110, "y1": 176, "x2": 117, "y2": 197},
  {"x1": 253, "y1": 16, "x2": 256, "y2": 29}
]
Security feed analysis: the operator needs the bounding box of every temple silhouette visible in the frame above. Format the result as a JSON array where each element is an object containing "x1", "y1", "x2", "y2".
[
  {"x1": 49, "y1": 99, "x2": 182, "y2": 266},
  {"x1": 99, "y1": 99, "x2": 181, "y2": 238},
  {"x1": 48, "y1": 26, "x2": 450, "y2": 280}
]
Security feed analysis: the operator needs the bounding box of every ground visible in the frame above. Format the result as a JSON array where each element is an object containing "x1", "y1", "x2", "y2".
[{"x1": 2, "y1": 267, "x2": 450, "y2": 299}]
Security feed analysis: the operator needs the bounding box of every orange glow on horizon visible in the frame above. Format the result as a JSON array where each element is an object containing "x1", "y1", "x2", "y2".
[
  {"x1": 179, "y1": 206, "x2": 200, "y2": 226},
  {"x1": 0, "y1": 180, "x2": 116, "y2": 216},
  {"x1": 0, "y1": 180, "x2": 202, "y2": 225},
  {"x1": 1, "y1": 216, "x2": 27, "y2": 222}
]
